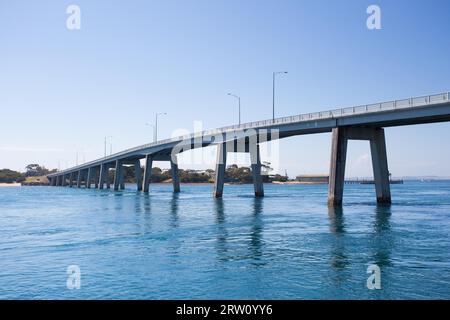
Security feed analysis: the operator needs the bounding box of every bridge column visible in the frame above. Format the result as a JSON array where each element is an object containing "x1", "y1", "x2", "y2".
[
  {"x1": 250, "y1": 144, "x2": 264, "y2": 197},
  {"x1": 134, "y1": 160, "x2": 142, "y2": 191},
  {"x1": 94, "y1": 166, "x2": 99, "y2": 188},
  {"x1": 142, "y1": 155, "x2": 153, "y2": 193},
  {"x1": 106, "y1": 165, "x2": 111, "y2": 189},
  {"x1": 114, "y1": 160, "x2": 124, "y2": 191},
  {"x1": 68, "y1": 172, "x2": 74, "y2": 187},
  {"x1": 370, "y1": 128, "x2": 391, "y2": 204},
  {"x1": 328, "y1": 126, "x2": 392, "y2": 206},
  {"x1": 171, "y1": 156, "x2": 180, "y2": 193},
  {"x1": 62, "y1": 174, "x2": 68, "y2": 187},
  {"x1": 213, "y1": 143, "x2": 227, "y2": 198},
  {"x1": 328, "y1": 127, "x2": 348, "y2": 206},
  {"x1": 98, "y1": 164, "x2": 107, "y2": 189},
  {"x1": 77, "y1": 171, "x2": 82, "y2": 188},
  {"x1": 86, "y1": 168, "x2": 93, "y2": 189}
]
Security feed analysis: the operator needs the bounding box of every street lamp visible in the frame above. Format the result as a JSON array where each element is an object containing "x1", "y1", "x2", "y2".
[
  {"x1": 272, "y1": 71, "x2": 288, "y2": 121},
  {"x1": 104, "y1": 136, "x2": 113, "y2": 157},
  {"x1": 155, "y1": 112, "x2": 167, "y2": 142},
  {"x1": 227, "y1": 93, "x2": 241, "y2": 125},
  {"x1": 145, "y1": 122, "x2": 155, "y2": 142}
]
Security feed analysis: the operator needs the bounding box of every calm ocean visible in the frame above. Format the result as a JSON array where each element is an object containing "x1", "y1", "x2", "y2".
[{"x1": 0, "y1": 182, "x2": 449, "y2": 299}]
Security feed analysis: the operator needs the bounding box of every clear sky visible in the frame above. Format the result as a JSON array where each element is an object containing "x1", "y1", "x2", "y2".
[{"x1": 1, "y1": 0, "x2": 450, "y2": 177}]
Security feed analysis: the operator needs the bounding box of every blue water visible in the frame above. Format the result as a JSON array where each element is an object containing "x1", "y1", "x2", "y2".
[{"x1": 0, "y1": 182, "x2": 450, "y2": 300}]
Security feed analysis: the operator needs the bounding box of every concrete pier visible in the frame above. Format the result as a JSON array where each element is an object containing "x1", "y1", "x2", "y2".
[
  {"x1": 114, "y1": 160, "x2": 124, "y2": 191},
  {"x1": 250, "y1": 144, "x2": 264, "y2": 197},
  {"x1": 86, "y1": 167, "x2": 93, "y2": 189},
  {"x1": 328, "y1": 127, "x2": 391, "y2": 206},
  {"x1": 142, "y1": 154, "x2": 153, "y2": 193},
  {"x1": 171, "y1": 157, "x2": 180, "y2": 193},
  {"x1": 76, "y1": 171, "x2": 82, "y2": 188},
  {"x1": 69, "y1": 172, "x2": 74, "y2": 187},
  {"x1": 134, "y1": 160, "x2": 142, "y2": 191},
  {"x1": 94, "y1": 166, "x2": 99, "y2": 189},
  {"x1": 213, "y1": 142, "x2": 264, "y2": 198},
  {"x1": 328, "y1": 127, "x2": 348, "y2": 206},
  {"x1": 213, "y1": 143, "x2": 227, "y2": 198},
  {"x1": 98, "y1": 164, "x2": 107, "y2": 189},
  {"x1": 370, "y1": 128, "x2": 391, "y2": 204}
]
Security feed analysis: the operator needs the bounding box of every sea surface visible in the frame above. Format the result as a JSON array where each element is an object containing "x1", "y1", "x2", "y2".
[{"x1": 0, "y1": 182, "x2": 449, "y2": 300}]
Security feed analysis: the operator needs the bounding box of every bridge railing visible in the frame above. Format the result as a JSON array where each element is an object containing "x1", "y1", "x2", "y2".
[{"x1": 51, "y1": 92, "x2": 449, "y2": 175}]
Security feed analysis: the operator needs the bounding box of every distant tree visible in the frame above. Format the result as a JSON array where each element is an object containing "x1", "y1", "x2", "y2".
[
  {"x1": 0, "y1": 169, "x2": 25, "y2": 183},
  {"x1": 225, "y1": 165, "x2": 253, "y2": 183},
  {"x1": 25, "y1": 164, "x2": 56, "y2": 177},
  {"x1": 269, "y1": 174, "x2": 288, "y2": 182},
  {"x1": 261, "y1": 161, "x2": 273, "y2": 175}
]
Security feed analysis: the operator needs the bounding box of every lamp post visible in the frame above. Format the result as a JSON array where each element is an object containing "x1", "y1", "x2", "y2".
[
  {"x1": 155, "y1": 112, "x2": 167, "y2": 142},
  {"x1": 227, "y1": 93, "x2": 241, "y2": 125},
  {"x1": 104, "y1": 136, "x2": 112, "y2": 157},
  {"x1": 145, "y1": 122, "x2": 155, "y2": 142},
  {"x1": 272, "y1": 71, "x2": 288, "y2": 121}
]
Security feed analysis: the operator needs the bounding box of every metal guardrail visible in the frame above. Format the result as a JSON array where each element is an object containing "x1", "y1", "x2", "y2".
[{"x1": 52, "y1": 92, "x2": 450, "y2": 175}]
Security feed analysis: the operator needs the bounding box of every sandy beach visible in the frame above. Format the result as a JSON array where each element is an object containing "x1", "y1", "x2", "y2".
[{"x1": 0, "y1": 183, "x2": 22, "y2": 187}]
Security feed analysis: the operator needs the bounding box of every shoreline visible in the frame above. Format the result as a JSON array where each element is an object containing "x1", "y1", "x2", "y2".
[{"x1": 0, "y1": 183, "x2": 22, "y2": 187}]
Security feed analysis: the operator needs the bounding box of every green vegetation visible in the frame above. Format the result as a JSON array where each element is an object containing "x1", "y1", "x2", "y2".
[
  {"x1": 25, "y1": 164, "x2": 56, "y2": 177},
  {"x1": 0, "y1": 164, "x2": 57, "y2": 184},
  {"x1": 118, "y1": 164, "x2": 288, "y2": 184},
  {"x1": 0, "y1": 162, "x2": 289, "y2": 185},
  {"x1": 0, "y1": 169, "x2": 25, "y2": 183},
  {"x1": 120, "y1": 167, "x2": 213, "y2": 183}
]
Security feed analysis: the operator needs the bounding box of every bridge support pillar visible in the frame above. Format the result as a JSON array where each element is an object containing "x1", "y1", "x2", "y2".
[
  {"x1": 69, "y1": 172, "x2": 74, "y2": 187},
  {"x1": 105, "y1": 165, "x2": 111, "y2": 189},
  {"x1": 98, "y1": 164, "x2": 107, "y2": 189},
  {"x1": 134, "y1": 160, "x2": 142, "y2": 191},
  {"x1": 94, "y1": 167, "x2": 99, "y2": 189},
  {"x1": 77, "y1": 171, "x2": 82, "y2": 188},
  {"x1": 114, "y1": 160, "x2": 124, "y2": 191},
  {"x1": 213, "y1": 143, "x2": 227, "y2": 198},
  {"x1": 142, "y1": 155, "x2": 153, "y2": 193},
  {"x1": 250, "y1": 144, "x2": 264, "y2": 197},
  {"x1": 328, "y1": 127, "x2": 391, "y2": 206},
  {"x1": 328, "y1": 128, "x2": 348, "y2": 206},
  {"x1": 61, "y1": 175, "x2": 66, "y2": 187},
  {"x1": 370, "y1": 128, "x2": 391, "y2": 204},
  {"x1": 171, "y1": 156, "x2": 180, "y2": 193},
  {"x1": 86, "y1": 168, "x2": 93, "y2": 189}
]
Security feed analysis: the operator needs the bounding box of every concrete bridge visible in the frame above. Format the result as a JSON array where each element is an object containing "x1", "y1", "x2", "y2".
[{"x1": 47, "y1": 92, "x2": 450, "y2": 206}]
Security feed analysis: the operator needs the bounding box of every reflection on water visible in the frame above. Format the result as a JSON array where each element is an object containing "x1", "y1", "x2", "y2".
[
  {"x1": 328, "y1": 206, "x2": 349, "y2": 285},
  {"x1": 169, "y1": 193, "x2": 179, "y2": 228},
  {"x1": 371, "y1": 205, "x2": 393, "y2": 269},
  {"x1": 213, "y1": 197, "x2": 265, "y2": 265},
  {"x1": 214, "y1": 199, "x2": 228, "y2": 262},
  {"x1": 249, "y1": 198, "x2": 264, "y2": 264},
  {"x1": 328, "y1": 206, "x2": 345, "y2": 234}
]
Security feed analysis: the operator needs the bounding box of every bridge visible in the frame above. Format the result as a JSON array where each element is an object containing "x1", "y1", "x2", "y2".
[{"x1": 47, "y1": 92, "x2": 450, "y2": 206}]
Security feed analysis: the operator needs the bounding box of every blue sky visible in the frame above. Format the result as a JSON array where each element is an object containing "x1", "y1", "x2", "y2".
[{"x1": 1, "y1": 0, "x2": 450, "y2": 177}]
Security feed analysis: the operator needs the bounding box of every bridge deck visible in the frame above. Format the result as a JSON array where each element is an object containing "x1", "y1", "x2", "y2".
[{"x1": 48, "y1": 92, "x2": 450, "y2": 177}]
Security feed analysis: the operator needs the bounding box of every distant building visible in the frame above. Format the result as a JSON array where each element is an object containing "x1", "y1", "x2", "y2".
[{"x1": 296, "y1": 175, "x2": 329, "y2": 184}]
